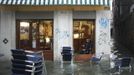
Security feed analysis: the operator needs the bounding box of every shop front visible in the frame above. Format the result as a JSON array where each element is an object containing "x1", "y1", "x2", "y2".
[{"x1": 0, "y1": 0, "x2": 112, "y2": 62}]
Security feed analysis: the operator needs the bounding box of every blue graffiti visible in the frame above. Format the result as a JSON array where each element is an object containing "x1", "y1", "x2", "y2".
[
  {"x1": 99, "y1": 18, "x2": 109, "y2": 28},
  {"x1": 55, "y1": 28, "x2": 60, "y2": 34},
  {"x1": 60, "y1": 31, "x2": 70, "y2": 39},
  {"x1": 55, "y1": 28, "x2": 70, "y2": 40}
]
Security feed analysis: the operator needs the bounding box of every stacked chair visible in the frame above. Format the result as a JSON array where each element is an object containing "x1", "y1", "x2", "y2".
[
  {"x1": 61, "y1": 47, "x2": 72, "y2": 61},
  {"x1": 11, "y1": 49, "x2": 47, "y2": 75}
]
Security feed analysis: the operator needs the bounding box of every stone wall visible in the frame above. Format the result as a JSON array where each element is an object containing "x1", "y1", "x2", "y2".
[{"x1": 95, "y1": 10, "x2": 112, "y2": 57}]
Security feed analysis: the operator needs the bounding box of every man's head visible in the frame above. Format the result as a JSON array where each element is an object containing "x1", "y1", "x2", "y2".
[{"x1": 86, "y1": 39, "x2": 90, "y2": 42}]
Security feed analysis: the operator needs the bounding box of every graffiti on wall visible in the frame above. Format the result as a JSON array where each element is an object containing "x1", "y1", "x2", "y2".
[
  {"x1": 55, "y1": 28, "x2": 70, "y2": 51},
  {"x1": 55, "y1": 28, "x2": 70, "y2": 40},
  {"x1": 99, "y1": 17, "x2": 109, "y2": 29},
  {"x1": 98, "y1": 17, "x2": 109, "y2": 45},
  {"x1": 98, "y1": 30, "x2": 108, "y2": 45}
]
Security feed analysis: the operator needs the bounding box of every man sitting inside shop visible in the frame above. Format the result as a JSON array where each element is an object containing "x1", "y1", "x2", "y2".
[{"x1": 80, "y1": 39, "x2": 92, "y2": 54}]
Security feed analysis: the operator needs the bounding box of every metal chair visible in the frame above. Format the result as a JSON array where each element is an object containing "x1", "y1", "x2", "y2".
[
  {"x1": 11, "y1": 49, "x2": 46, "y2": 75},
  {"x1": 12, "y1": 67, "x2": 42, "y2": 75},
  {"x1": 90, "y1": 53, "x2": 104, "y2": 64},
  {"x1": 115, "y1": 57, "x2": 132, "y2": 74}
]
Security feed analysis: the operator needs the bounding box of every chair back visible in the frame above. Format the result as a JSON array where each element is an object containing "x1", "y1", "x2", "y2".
[
  {"x1": 11, "y1": 49, "x2": 25, "y2": 55},
  {"x1": 62, "y1": 47, "x2": 72, "y2": 54},
  {"x1": 11, "y1": 49, "x2": 45, "y2": 75},
  {"x1": 11, "y1": 59, "x2": 33, "y2": 66},
  {"x1": 90, "y1": 53, "x2": 104, "y2": 64},
  {"x1": 121, "y1": 57, "x2": 131, "y2": 67},
  {"x1": 61, "y1": 46, "x2": 72, "y2": 61},
  {"x1": 99, "y1": 52, "x2": 104, "y2": 60}
]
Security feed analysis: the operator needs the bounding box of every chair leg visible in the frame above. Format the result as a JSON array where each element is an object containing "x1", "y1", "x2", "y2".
[
  {"x1": 118, "y1": 66, "x2": 121, "y2": 74},
  {"x1": 129, "y1": 66, "x2": 132, "y2": 72}
]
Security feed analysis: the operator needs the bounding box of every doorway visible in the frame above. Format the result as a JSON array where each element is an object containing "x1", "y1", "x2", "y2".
[
  {"x1": 73, "y1": 20, "x2": 95, "y2": 61},
  {"x1": 16, "y1": 20, "x2": 53, "y2": 60}
]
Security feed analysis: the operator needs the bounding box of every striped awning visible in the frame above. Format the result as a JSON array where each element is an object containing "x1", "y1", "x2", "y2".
[{"x1": 0, "y1": 0, "x2": 110, "y2": 6}]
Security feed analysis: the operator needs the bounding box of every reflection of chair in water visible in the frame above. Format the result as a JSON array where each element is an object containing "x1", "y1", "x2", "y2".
[
  {"x1": 11, "y1": 49, "x2": 47, "y2": 75},
  {"x1": 114, "y1": 57, "x2": 132, "y2": 74}
]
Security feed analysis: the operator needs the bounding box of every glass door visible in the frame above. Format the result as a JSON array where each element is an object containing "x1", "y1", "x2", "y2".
[
  {"x1": 73, "y1": 20, "x2": 95, "y2": 54},
  {"x1": 18, "y1": 21, "x2": 31, "y2": 49},
  {"x1": 16, "y1": 20, "x2": 53, "y2": 60},
  {"x1": 31, "y1": 21, "x2": 53, "y2": 50},
  {"x1": 17, "y1": 20, "x2": 53, "y2": 50}
]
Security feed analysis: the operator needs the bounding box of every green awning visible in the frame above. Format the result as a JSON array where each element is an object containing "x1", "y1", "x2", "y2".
[{"x1": 0, "y1": 0, "x2": 110, "y2": 6}]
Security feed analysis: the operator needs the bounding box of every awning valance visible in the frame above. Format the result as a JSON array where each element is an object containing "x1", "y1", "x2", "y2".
[{"x1": 0, "y1": 0, "x2": 110, "y2": 6}]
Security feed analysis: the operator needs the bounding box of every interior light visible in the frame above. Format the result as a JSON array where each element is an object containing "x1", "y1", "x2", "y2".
[
  {"x1": 74, "y1": 33, "x2": 79, "y2": 39},
  {"x1": 46, "y1": 37, "x2": 50, "y2": 43},
  {"x1": 20, "y1": 22, "x2": 29, "y2": 27}
]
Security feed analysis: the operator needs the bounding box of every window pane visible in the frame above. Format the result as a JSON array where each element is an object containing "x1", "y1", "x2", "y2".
[
  {"x1": 18, "y1": 20, "x2": 53, "y2": 50},
  {"x1": 32, "y1": 22, "x2": 38, "y2": 48},
  {"x1": 73, "y1": 21, "x2": 94, "y2": 39},
  {"x1": 39, "y1": 20, "x2": 53, "y2": 50},
  {"x1": 20, "y1": 22, "x2": 30, "y2": 40},
  {"x1": 20, "y1": 22, "x2": 30, "y2": 49},
  {"x1": 73, "y1": 20, "x2": 95, "y2": 53}
]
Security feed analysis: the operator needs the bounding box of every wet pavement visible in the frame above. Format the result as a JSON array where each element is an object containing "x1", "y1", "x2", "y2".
[{"x1": 0, "y1": 57, "x2": 134, "y2": 75}]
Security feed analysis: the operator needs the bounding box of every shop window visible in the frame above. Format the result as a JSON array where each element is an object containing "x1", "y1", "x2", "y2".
[
  {"x1": 73, "y1": 20, "x2": 95, "y2": 53},
  {"x1": 17, "y1": 20, "x2": 53, "y2": 50}
]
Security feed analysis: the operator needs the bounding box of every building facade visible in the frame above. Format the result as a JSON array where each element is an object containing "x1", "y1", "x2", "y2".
[
  {"x1": 113, "y1": 0, "x2": 134, "y2": 55},
  {"x1": 0, "y1": 0, "x2": 112, "y2": 62}
]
